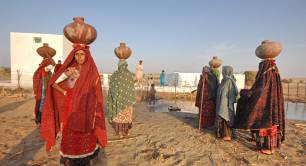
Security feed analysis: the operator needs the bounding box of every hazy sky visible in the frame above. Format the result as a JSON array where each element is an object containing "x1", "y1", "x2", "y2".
[{"x1": 0, "y1": 0, "x2": 306, "y2": 78}]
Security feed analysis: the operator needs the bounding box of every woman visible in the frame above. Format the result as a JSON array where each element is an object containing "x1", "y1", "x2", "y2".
[
  {"x1": 135, "y1": 60, "x2": 144, "y2": 86},
  {"x1": 160, "y1": 70, "x2": 166, "y2": 87},
  {"x1": 107, "y1": 59, "x2": 135, "y2": 138},
  {"x1": 235, "y1": 59, "x2": 285, "y2": 154},
  {"x1": 33, "y1": 55, "x2": 55, "y2": 124},
  {"x1": 40, "y1": 44, "x2": 107, "y2": 165},
  {"x1": 195, "y1": 66, "x2": 219, "y2": 129},
  {"x1": 149, "y1": 83, "x2": 156, "y2": 105},
  {"x1": 215, "y1": 66, "x2": 238, "y2": 141},
  {"x1": 54, "y1": 60, "x2": 62, "y2": 73}
]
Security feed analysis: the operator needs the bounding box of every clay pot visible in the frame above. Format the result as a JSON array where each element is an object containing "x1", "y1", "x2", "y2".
[
  {"x1": 209, "y1": 56, "x2": 222, "y2": 68},
  {"x1": 114, "y1": 42, "x2": 132, "y2": 59},
  {"x1": 36, "y1": 43, "x2": 56, "y2": 58},
  {"x1": 63, "y1": 17, "x2": 97, "y2": 45},
  {"x1": 255, "y1": 40, "x2": 282, "y2": 59}
]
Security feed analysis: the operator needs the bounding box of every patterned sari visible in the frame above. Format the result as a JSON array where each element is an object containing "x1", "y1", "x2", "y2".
[
  {"x1": 195, "y1": 66, "x2": 219, "y2": 128},
  {"x1": 107, "y1": 60, "x2": 135, "y2": 136},
  {"x1": 235, "y1": 59, "x2": 285, "y2": 152}
]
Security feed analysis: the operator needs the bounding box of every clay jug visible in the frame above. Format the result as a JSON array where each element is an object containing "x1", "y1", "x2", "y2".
[
  {"x1": 209, "y1": 56, "x2": 222, "y2": 68},
  {"x1": 63, "y1": 17, "x2": 97, "y2": 45},
  {"x1": 114, "y1": 42, "x2": 132, "y2": 59},
  {"x1": 36, "y1": 43, "x2": 56, "y2": 58},
  {"x1": 255, "y1": 40, "x2": 282, "y2": 59}
]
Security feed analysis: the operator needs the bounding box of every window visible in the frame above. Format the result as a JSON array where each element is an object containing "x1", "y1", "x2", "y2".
[{"x1": 33, "y1": 37, "x2": 42, "y2": 43}]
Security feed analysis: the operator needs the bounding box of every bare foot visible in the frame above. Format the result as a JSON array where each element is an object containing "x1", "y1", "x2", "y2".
[
  {"x1": 223, "y1": 137, "x2": 231, "y2": 141},
  {"x1": 260, "y1": 149, "x2": 273, "y2": 155}
]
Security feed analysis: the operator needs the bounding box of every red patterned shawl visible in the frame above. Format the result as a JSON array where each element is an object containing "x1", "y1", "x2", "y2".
[{"x1": 235, "y1": 59, "x2": 285, "y2": 141}]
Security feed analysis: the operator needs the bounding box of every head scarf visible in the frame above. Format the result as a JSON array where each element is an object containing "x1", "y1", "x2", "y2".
[
  {"x1": 211, "y1": 68, "x2": 221, "y2": 81},
  {"x1": 222, "y1": 66, "x2": 236, "y2": 82},
  {"x1": 216, "y1": 66, "x2": 238, "y2": 126}
]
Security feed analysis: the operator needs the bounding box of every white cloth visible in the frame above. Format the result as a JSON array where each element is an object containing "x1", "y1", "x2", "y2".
[
  {"x1": 44, "y1": 65, "x2": 54, "y2": 72},
  {"x1": 55, "y1": 73, "x2": 68, "y2": 83}
]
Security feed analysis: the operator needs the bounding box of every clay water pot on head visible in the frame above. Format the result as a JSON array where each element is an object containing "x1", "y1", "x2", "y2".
[
  {"x1": 255, "y1": 40, "x2": 282, "y2": 59},
  {"x1": 209, "y1": 56, "x2": 222, "y2": 68},
  {"x1": 36, "y1": 43, "x2": 56, "y2": 58},
  {"x1": 114, "y1": 42, "x2": 132, "y2": 59},
  {"x1": 63, "y1": 17, "x2": 97, "y2": 45}
]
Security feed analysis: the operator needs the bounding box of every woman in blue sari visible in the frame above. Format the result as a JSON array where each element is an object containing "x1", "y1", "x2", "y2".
[{"x1": 160, "y1": 70, "x2": 166, "y2": 87}]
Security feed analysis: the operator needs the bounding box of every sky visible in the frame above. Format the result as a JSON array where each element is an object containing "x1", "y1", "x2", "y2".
[{"x1": 0, "y1": 0, "x2": 306, "y2": 78}]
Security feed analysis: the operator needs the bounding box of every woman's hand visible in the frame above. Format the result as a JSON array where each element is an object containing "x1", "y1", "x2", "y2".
[
  {"x1": 65, "y1": 67, "x2": 76, "y2": 76},
  {"x1": 56, "y1": 123, "x2": 64, "y2": 140},
  {"x1": 52, "y1": 83, "x2": 67, "y2": 96}
]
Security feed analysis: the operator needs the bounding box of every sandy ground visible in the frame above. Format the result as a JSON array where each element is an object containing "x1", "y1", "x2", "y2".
[{"x1": 0, "y1": 95, "x2": 305, "y2": 166}]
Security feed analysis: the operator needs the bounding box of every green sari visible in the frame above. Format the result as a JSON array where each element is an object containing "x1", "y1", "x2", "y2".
[{"x1": 107, "y1": 60, "x2": 135, "y2": 122}]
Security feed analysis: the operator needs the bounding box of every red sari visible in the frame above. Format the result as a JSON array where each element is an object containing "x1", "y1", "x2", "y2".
[
  {"x1": 33, "y1": 58, "x2": 53, "y2": 124},
  {"x1": 40, "y1": 45, "x2": 107, "y2": 163},
  {"x1": 54, "y1": 63, "x2": 62, "y2": 73}
]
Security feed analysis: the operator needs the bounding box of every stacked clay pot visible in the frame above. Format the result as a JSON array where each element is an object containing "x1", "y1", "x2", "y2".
[
  {"x1": 63, "y1": 17, "x2": 97, "y2": 45},
  {"x1": 114, "y1": 42, "x2": 132, "y2": 59},
  {"x1": 209, "y1": 56, "x2": 222, "y2": 68},
  {"x1": 36, "y1": 43, "x2": 56, "y2": 58},
  {"x1": 255, "y1": 40, "x2": 282, "y2": 59}
]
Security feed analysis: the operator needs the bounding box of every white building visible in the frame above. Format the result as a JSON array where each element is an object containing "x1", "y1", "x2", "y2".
[
  {"x1": 163, "y1": 72, "x2": 245, "y2": 93},
  {"x1": 10, "y1": 32, "x2": 72, "y2": 87},
  {"x1": 166, "y1": 72, "x2": 201, "y2": 87}
]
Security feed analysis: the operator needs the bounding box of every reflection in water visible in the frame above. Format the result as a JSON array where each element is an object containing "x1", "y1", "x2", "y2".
[
  {"x1": 285, "y1": 102, "x2": 306, "y2": 121},
  {"x1": 148, "y1": 100, "x2": 306, "y2": 121}
]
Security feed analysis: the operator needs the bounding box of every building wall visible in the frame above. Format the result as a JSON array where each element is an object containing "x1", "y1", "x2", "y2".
[
  {"x1": 167, "y1": 72, "x2": 201, "y2": 87},
  {"x1": 166, "y1": 72, "x2": 246, "y2": 91},
  {"x1": 63, "y1": 36, "x2": 73, "y2": 59},
  {"x1": 10, "y1": 32, "x2": 72, "y2": 87}
]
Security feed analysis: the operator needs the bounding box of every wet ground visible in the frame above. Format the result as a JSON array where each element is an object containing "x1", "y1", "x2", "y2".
[{"x1": 151, "y1": 100, "x2": 306, "y2": 121}]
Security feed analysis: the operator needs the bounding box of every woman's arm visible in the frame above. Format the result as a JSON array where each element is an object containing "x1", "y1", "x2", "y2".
[
  {"x1": 52, "y1": 83, "x2": 67, "y2": 96},
  {"x1": 52, "y1": 71, "x2": 69, "y2": 95}
]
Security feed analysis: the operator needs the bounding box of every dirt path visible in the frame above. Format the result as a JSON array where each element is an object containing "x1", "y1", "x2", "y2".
[{"x1": 0, "y1": 96, "x2": 305, "y2": 166}]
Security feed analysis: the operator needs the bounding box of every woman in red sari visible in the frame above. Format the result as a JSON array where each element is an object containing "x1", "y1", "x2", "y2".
[
  {"x1": 40, "y1": 44, "x2": 107, "y2": 165},
  {"x1": 33, "y1": 55, "x2": 55, "y2": 124},
  {"x1": 54, "y1": 60, "x2": 62, "y2": 73}
]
